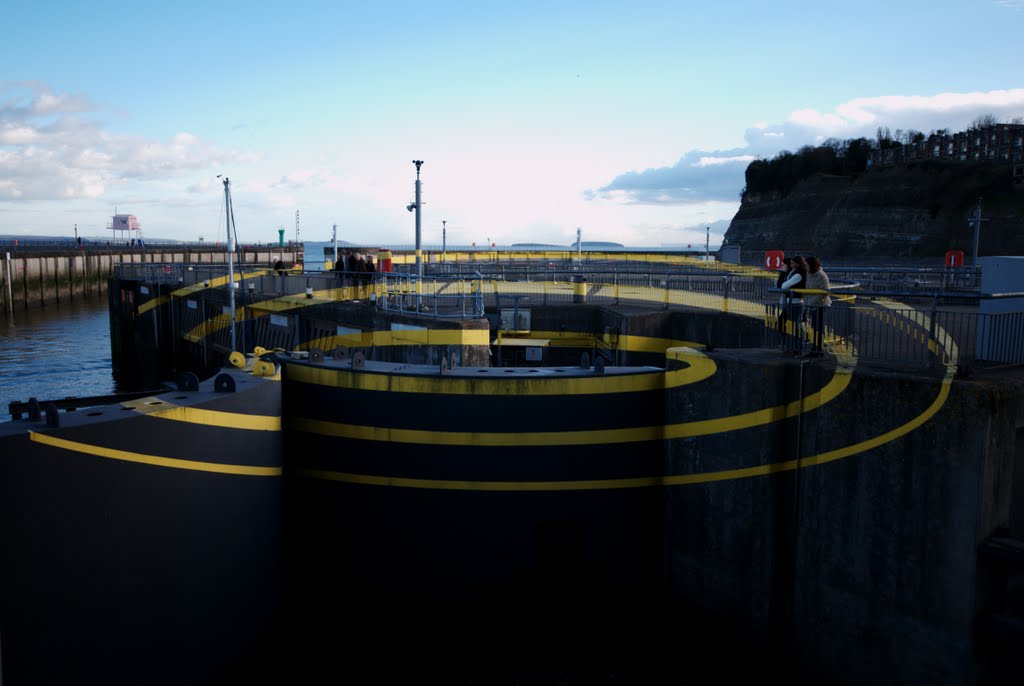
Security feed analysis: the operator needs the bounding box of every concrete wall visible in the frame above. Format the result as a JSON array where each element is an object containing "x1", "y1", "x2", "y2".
[{"x1": 664, "y1": 352, "x2": 1024, "y2": 685}]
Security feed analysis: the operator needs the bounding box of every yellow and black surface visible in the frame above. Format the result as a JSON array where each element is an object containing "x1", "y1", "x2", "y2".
[{"x1": 0, "y1": 367, "x2": 282, "y2": 686}]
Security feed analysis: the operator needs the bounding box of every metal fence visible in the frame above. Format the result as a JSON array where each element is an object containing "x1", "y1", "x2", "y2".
[
  {"x1": 763, "y1": 298, "x2": 1024, "y2": 369},
  {"x1": 377, "y1": 273, "x2": 484, "y2": 318},
  {"x1": 115, "y1": 263, "x2": 1021, "y2": 370}
]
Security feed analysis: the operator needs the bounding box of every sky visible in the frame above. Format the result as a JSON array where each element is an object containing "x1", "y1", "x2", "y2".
[{"x1": 2, "y1": 1, "x2": 1024, "y2": 249}]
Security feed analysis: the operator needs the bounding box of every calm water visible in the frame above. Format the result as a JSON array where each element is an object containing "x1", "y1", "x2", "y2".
[
  {"x1": 0, "y1": 297, "x2": 117, "y2": 416},
  {"x1": 0, "y1": 247, "x2": 331, "y2": 418}
]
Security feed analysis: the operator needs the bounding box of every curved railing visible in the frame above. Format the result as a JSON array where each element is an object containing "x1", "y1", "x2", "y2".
[{"x1": 114, "y1": 263, "x2": 1021, "y2": 370}]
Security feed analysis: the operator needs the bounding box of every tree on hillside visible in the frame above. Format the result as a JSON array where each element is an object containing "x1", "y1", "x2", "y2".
[
  {"x1": 844, "y1": 138, "x2": 872, "y2": 172},
  {"x1": 970, "y1": 113, "x2": 999, "y2": 129},
  {"x1": 876, "y1": 127, "x2": 896, "y2": 149}
]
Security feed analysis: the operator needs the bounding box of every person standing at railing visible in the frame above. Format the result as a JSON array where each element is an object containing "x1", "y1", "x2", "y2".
[
  {"x1": 779, "y1": 255, "x2": 808, "y2": 355},
  {"x1": 776, "y1": 256, "x2": 794, "y2": 338},
  {"x1": 804, "y1": 256, "x2": 832, "y2": 357}
]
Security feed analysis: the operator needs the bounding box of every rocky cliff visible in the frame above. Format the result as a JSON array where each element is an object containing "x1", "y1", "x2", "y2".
[{"x1": 723, "y1": 162, "x2": 1024, "y2": 258}]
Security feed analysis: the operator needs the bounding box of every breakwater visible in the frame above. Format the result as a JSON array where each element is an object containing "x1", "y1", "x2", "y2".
[{"x1": 0, "y1": 245, "x2": 302, "y2": 315}]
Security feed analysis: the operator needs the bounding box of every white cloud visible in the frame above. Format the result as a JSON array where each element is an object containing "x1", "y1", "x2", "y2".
[
  {"x1": 695, "y1": 155, "x2": 756, "y2": 168},
  {"x1": 0, "y1": 83, "x2": 246, "y2": 202},
  {"x1": 598, "y1": 87, "x2": 1024, "y2": 208},
  {"x1": 782, "y1": 89, "x2": 1024, "y2": 138},
  {"x1": 0, "y1": 124, "x2": 38, "y2": 144}
]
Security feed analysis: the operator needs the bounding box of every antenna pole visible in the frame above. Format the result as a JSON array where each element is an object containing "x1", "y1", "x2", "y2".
[{"x1": 223, "y1": 177, "x2": 237, "y2": 353}]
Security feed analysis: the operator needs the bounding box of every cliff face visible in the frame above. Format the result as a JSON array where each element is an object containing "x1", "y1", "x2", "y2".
[{"x1": 724, "y1": 163, "x2": 1024, "y2": 257}]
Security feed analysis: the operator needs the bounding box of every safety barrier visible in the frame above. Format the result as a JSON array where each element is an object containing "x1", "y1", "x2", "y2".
[
  {"x1": 764, "y1": 292, "x2": 1024, "y2": 369},
  {"x1": 115, "y1": 264, "x2": 1021, "y2": 371}
]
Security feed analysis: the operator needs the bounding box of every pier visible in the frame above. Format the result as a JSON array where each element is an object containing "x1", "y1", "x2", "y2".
[{"x1": 0, "y1": 241, "x2": 302, "y2": 315}]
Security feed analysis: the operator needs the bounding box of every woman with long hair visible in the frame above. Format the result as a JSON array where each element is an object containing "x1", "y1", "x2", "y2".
[{"x1": 804, "y1": 256, "x2": 832, "y2": 357}]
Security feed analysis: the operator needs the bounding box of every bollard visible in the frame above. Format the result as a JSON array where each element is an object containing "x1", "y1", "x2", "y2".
[{"x1": 573, "y1": 276, "x2": 587, "y2": 303}]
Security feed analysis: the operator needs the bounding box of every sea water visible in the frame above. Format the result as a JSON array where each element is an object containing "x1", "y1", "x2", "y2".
[
  {"x1": 0, "y1": 298, "x2": 116, "y2": 415},
  {"x1": 0, "y1": 244, "x2": 332, "y2": 417}
]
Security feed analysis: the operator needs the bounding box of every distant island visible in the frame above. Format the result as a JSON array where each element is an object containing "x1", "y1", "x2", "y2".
[
  {"x1": 512, "y1": 241, "x2": 626, "y2": 249},
  {"x1": 573, "y1": 241, "x2": 625, "y2": 249}
]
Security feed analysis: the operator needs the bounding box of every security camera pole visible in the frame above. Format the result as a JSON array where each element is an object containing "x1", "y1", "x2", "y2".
[{"x1": 412, "y1": 160, "x2": 424, "y2": 277}]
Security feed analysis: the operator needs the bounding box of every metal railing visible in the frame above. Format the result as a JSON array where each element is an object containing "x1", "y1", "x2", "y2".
[
  {"x1": 114, "y1": 263, "x2": 1022, "y2": 370},
  {"x1": 763, "y1": 290, "x2": 1024, "y2": 369},
  {"x1": 377, "y1": 273, "x2": 485, "y2": 318}
]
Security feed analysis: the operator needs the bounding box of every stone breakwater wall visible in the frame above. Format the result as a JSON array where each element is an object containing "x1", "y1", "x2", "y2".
[{"x1": 1, "y1": 247, "x2": 301, "y2": 315}]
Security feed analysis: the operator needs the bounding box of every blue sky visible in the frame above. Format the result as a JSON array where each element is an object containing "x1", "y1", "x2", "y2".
[{"x1": 2, "y1": 0, "x2": 1023, "y2": 248}]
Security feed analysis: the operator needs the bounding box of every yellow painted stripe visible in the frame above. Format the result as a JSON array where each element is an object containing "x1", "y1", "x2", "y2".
[
  {"x1": 800, "y1": 370, "x2": 954, "y2": 469},
  {"x1": 152, "y1": 269, "x2": 273, "y2": 320},
  {"x1": 295, "y1": 467, "x2": 660, "y2": 491},
  {"x1": 295, "y1": 308, "x2": 949, "y2": 491},
  {"x1": 287, "y1": 337, "x2": 715, "y2": 395},
  {"x1": 138, "y1": 294, "x2": 170, "y2": 315},
  {"x1": 301, "y1": 328, "x2": 491, "y2": 352},
  {"x1": 289, "y1": 356, "x2": 846, "y2": 446},
  {"x1": 169, "y1": 269, "x2": 272, "y2": 298},
  {"x1": 122, "y1": 399, "x2": 281, "y2": 430},
  {"x1": 295, "y1": 366, "x2": 950, "y2": 490},
  {"x1": 290, "y1": 416, "x2": 662, "y2": 446},
  {"x1": 663, "y1": 364, "x2": 853, "y2": 438},
  {"x1": 285, "y1": 346, "x2": 715, "y2": 395},
  {"x1": 28, "y1": 432, "x2": 281, "y2": 476},
  {"x1": 178, "y1": 273, "x2": 777, "y2": 345}
]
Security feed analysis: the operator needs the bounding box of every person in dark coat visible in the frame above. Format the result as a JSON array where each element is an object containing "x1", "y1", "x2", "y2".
[
  {"x1": 775, "y1": 256, "x2": 794, "y2": 338},
  {"x1": 779, "y1": 255, "x2": 808, "y2": 355}
]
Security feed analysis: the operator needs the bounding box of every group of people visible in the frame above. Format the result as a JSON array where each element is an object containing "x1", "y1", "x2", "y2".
[
  {"x1": 333, "y1": 250, "x2": 377, "y2": 281},
  {"x1": 775, "y1": 254, "x2": 831, "y2": 357}
]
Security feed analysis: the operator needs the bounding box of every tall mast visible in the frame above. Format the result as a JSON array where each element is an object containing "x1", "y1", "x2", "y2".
[
  {"x1": 223, "y1": 176, "x2": 237, "y2": 353},
  {"x1": 413, "y1": 160, "x2": 424, "y2": 278},
  {"x1": 333, "y1": 223, "x2": 338, "y2": 264}
]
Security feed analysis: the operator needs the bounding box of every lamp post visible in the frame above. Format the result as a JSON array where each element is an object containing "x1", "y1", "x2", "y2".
[
  {"x1": 221, "y1": 176, "x2": 237, "y2": 353},
  {"x1": 442, "y1": 220, "x2": 447, "y2": 264},
  {"x1": 412, "y1": 160, "x2": 424, "y2": 277}
]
